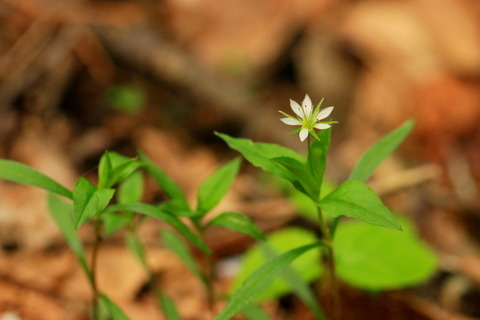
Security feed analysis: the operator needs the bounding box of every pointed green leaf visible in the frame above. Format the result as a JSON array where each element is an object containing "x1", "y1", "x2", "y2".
[
  {"x1": 215, "y1": 133, "x2": 302, "y2": 182},
  {"x1": 307, "y1": 129, "x2": 330, "y2": 196},
  {"x1": 98, "y1": 152, "x2": 140, "y2": 189},
  {"x1": 140, "y1": 152, "x2": 190, "y2": 210},
  {"x1": 161, "y1": 198, "x2": 196, "y2": 217},
  {"x1": 110, "y1": 160, "x2": 140, "y2": 186},
  {"x1": 107, "y1": 203, "x2": 210, "y2": 253},
  {"x1": 0, "y1": 160, "x2": 72, "y2": 199},
  {"x1": 334, "y1": 219, "x2": 437, "y2": 290},
  {"x1": 102, "y1": 212, "x2": 131, "y2": 236},
  {"x1": 242, "y1": 304, "x2": 270, "y2": 320},
  {"x1": 126, "y1": 232, "x2": 148, "y2": 272},
  {"x1": 232, "y1": 228, "x2": 322, "y2": 301},
  {"x1": 118, "y1": 171, "x2": 144, "y2": 204},
  {"x1": 73, "y1": 178, "x2": 115, "y2": 229},
  {"x1": 318, "y1": 180, "x2": 401, "y2": 230},
  {"x1": 100, "y1": 294, "x2": 130, "y2": 320},
  {"x1": 157, "y1": 293, "x2": 181, "y2": 320},
  {"x1": 98, "y1": 153, "x2": 113, "y2": 189},
  {"x1": 262, "y1": 245, "x2": 326, "y2": 320},
  {"x1": 47, "y1": 193, "x2": 92, "y2": 281},
  {"x1": 197, "y1": 158, "x2": 241, "y2": 216},
  {"x1": 107, "y1": 170, "x2": 144, "y2": 236},
  {"x1": 97, "y1": 297, "x2": 109, "y2": 320},
  {"x1": 215, "y1": 243, "x2": 320, "y2": 320},
  {"x1": 288, "y1": 179, "x2": 336, "y2": 222},
  {"x1": 207, "y1": 212, "x2": 265, "y2": 241},
  {"x1": 161, "y1": 229, "x2": 206, "y2": 286},
  {"x1": 271, "y1": 157, "x2": 317, "y2": 199},
  {"x1": 349, "y1": 120, "x2": 415, "y2": 182}
]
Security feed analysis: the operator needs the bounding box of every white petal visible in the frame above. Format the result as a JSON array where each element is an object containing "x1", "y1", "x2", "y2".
[
  {"x1": 302, "y1": 94, "x2": 313, "y2": 117},
  {"x1": 316, "y1": 106, "x2": 334, "y2": 121},
  {"x1": 314, "y1": 123, "x2": 331, "y2": 130},
  {"x1": 290, "y1": 99, "x2": 303, "y2": 118},
  {"x1": 281, "y1": 118, "x2": 301, "y2": 126},
  {"x1": 299, "y1": 128, "x2": 309, "y2": 142}
]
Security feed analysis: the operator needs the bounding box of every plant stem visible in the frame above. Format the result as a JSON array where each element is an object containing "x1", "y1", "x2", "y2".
[
  {"x1": 317, "y1": 207, "x2": 340, "y2": 319},
  {"x1": 308, "y1": 136, "x2": 340, "y2": 318},
  {"x1": 204, "y1": 246, "x2": 215, "y2": 318},
  {"x1": 91, "y1": 217, "x2": 102, "y2": 320},
  {"x1": 194, "y1": 219, "x2": 215, "y2": 319},
  {"x1": 129, "y1": 220, "x2": 178, "y2": 319}
]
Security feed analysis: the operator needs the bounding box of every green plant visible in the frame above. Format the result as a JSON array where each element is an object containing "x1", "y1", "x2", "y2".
[
  {"x1": 141, "y1": 154, "x2": 264, "y2": 317},
  {"x1": 0, "y1": 153, "x2": 136, "y2": 319},
  {"x1": 214, "y1": 95, "x2": 437, "y2": 319},
  {"x1": 0, "y1": 94, "x2": 437, "y2": 320},
  {"x1": 0, "y1": 151, "x2": 262, "y2": 319}
]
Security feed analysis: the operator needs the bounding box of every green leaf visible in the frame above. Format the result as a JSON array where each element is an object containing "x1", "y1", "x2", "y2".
[
  {"x1": 109, "y1": 171, "x2": 144, "y2": 235},
  {"x1": 126, "y1": 232, "x2": 148, "y2": 272},
  {"x1": 161, "y1": 199, "x2": 196, "y2": 217},
  {"x1": 104, "y1": 85, "x2": 145, "y2": 114},
  {"x1": 102, "y1": 212, "x2": 131, "y2": 237},
  {"x1": 73, "y1": 178, "x2": 115, "y2": 229},
  {"x1": 216, "y1": 242, "x2": 320, "y2": 320},
  {"x1": 208, "y1": 212, "x2": 265, "y2": 241},
  {"x1": 307, "y1": 129, "x2": 330, "y2": 196},
  {"x1": 112, "y1": 155, "x2": 140, "y2": 186},
  {"x1": 47, "y1": 193, "x2": 92, "y2": 281},
  {"x1": 161, "y1": 230, "x2": 207, "y2": 286},
  {"x1": 0, "y1": 160, "x2": 72, "y2": 199},
  {"x1": 118, "y1": 171, "x2": 143, "y2": 204},
  {"x1": 97, "y1": 299, "x2": 109, "y2": 320},
  {"x1": 215, "y1": 133, "x2": 302, "y2": 182},
  {"x1": 318, "y1": 180, "x2": 401, "y2": 230},
  {"x1": 196, "y1": 158, "x2": 241, "y2": 216},
  {"x1": 334, "y1": 218, "x2": 437, "y2": 290},
  {"x1": 107, "y1": 203, "x2": 210, "y2": 253},
  {"x1": 261, "y1": 245, "x2": 326, "y2": 320},
  {"x1": 98, "y1": 152, "x2": 140, "y2": 189},
  {"x1": 140, "y1": 152, "x2": 190, "y2": 210},
  {"x1": 242, "y1": 304, "x2": 270, "y2": 320},
  {"x1": 232, "y1": 228, "x2": 322, "y2": 301},
  {"x1": 98, "y1": 153, "x2": 113, "y2": 190},
  {"x1": 157, "y1": 293, "x2": 182, "y2": 320},
  {"x1": 289, "y1": 179, "x2": 336, "y2": 222},
  {"x1": 349, "y1": 120, "x2": 415, "y2": 182},
  {"x1": 100, "y1": 294, "x2": 130, "y2": 320},
  {"x1": 271, "y1": 157, "x2": 316, "y2": 199}
]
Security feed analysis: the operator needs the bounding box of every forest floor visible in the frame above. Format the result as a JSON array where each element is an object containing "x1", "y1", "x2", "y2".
[{"x1": 1, "y1": 0, "x2": 480, "y2": 319}]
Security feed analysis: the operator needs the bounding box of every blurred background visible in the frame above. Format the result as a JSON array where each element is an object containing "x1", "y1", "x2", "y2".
[{"x1": 1, "y1": 0, "x2": 480, "y2": 319}]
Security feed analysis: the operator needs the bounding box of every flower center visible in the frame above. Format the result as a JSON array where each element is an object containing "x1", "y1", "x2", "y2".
[{"x1": 302, "y1": 117, "x2": 315, "y2": 129}]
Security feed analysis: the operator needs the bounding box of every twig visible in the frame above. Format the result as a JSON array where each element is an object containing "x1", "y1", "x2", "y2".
[
  {"x1": 445, "y1": 143, "x2": 479, "y2": 207},
  {"x1": 94, "y1": 25, "x2": 300, "y2": 148},
  {"x1": 369, "y1": 163, "x2": 441, "y2": 196},
  {"x1": 0, "y1": 20, "x2": 55, "y2": 111},
  {"x1": 1, "y1": 0, "x2": 145, "y2": 27}
]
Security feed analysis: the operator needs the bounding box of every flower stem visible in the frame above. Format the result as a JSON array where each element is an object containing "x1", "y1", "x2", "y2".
[
  {"x1": 316, "y1": 207, "x2": 340, "y2": 319},
  {"x1": 307, "y1": 136, "x2": 341, "y2": 318}
]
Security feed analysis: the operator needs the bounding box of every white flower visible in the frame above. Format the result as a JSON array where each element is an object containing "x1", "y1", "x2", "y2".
[{"x1": 280, "y1": 94, "x2": 336, "y2": 142}]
